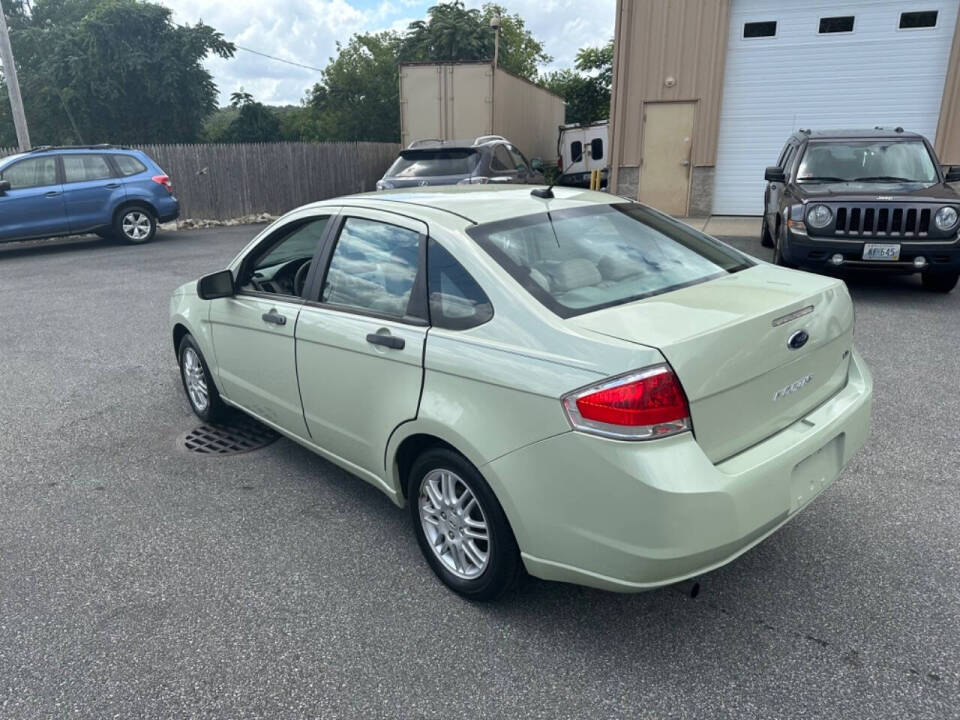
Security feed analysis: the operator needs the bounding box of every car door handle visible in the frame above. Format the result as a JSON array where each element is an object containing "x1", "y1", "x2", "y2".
[
  {"x1": 44, "y1": 191, "x2": 60, "y2": 197},
  {"x1": 366, "y1": 333, "x2": 404, "y2": 350},
  {"x1": 104, "y1": 183, "x2": 120, "y2": 189},
  {"x1": 261, "y1": 310, "x2": 286, "y2": 326}
]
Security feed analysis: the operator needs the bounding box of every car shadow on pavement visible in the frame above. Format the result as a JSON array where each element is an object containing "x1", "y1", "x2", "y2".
[{"x1": 0, "y1": 231, "x2": 189, "y2": 260}]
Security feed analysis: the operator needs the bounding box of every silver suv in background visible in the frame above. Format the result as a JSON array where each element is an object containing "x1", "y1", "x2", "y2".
[{"x1": 376, "y1": 136, "x2": 545, "y2": 189}]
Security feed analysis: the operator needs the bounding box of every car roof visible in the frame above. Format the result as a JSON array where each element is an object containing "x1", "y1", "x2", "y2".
[
  {"x1": 791, "y1": 128, "x2": 925, "y2": 141},
  {"x1": 316, "y1": 185, "x2": 630, "y2": 227}
]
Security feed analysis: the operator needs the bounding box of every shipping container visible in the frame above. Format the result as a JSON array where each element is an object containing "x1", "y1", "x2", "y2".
[{"x1": 399, "y1": 62, "x2": 565, "y2": 163}]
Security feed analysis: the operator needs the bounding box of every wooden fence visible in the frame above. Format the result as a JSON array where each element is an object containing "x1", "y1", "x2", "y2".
[{"x1": 0, "y1": 142, "x2": 400, "y2": 220}]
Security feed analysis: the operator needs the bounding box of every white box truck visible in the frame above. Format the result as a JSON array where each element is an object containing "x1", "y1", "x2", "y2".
[{"x1": 399, "y1": 62, "x2": 565, "y2": 163}]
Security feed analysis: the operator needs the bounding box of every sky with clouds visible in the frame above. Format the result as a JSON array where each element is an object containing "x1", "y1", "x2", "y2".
[{"x1": 156, "y1": 0, "x2": 616, "y2": 106}]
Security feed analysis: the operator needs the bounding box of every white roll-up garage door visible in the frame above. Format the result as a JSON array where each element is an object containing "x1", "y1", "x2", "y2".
[{"x1": 712, "y1": 0, "x2": 959, "y2": 215}]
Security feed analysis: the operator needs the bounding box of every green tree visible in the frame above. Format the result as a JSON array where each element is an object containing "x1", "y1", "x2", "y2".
[
  {"x1": 541, "y1": 39, "x2": 614, "y2": 124},
  {"x1": 0, "y1": 0, "x2": 234, "y2": 146},
  {"x1": 216, "y1": 88, "x2": 281, "y2": 143},
  {"x1": 401, "y1": 2, "x2": 550, "y2": 80},
  {"x1": 304, "y1": 31, "x2": 403, "y2": 143},
  {"x1": 300, "y1": 2, "x2": 552, "y2": 143}
]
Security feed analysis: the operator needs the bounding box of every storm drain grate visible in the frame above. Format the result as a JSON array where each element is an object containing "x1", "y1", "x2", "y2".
[{"x1": 181, "y1": 416, "x2": 280, "y2": 455}]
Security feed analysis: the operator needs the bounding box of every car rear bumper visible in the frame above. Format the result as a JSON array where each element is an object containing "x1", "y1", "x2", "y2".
[
  {"x1": 485, "y1": 347, "x2": 873, "y2": 592},
  {"x1": 784, "y1": 228, "x2": 960, "y2": 272},
  {"x1": 157, "y1": 197, "x2": 180, "y2": 223}
]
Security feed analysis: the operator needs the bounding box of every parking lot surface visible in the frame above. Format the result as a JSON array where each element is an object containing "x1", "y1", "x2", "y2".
[{"x1": 1, "y1": 226, "x2": 958, "y2": 719}]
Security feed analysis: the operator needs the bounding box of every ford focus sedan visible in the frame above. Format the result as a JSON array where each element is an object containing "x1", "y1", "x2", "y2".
[{"x1": 169, "y1": 186, "x2": 873, "y2": 600}]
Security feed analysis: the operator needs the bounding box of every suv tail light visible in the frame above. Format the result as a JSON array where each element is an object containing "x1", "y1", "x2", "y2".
[
  {"x1": 557, "y1": 156, "x2": 563, "y2": 169},
  {"x1": 562, "y1": 365, "x2": 692, "y2": 440},
  {"x1": 152, "y1": 174, "x2": 173, "y2": 194}
]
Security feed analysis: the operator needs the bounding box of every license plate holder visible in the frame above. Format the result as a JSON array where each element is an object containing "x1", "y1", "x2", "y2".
[{"x1": 862, "y1": 243, "x2": 900, "y2": 261}]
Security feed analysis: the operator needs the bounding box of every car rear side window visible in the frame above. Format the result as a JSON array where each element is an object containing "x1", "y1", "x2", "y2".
[
  {"x1": 114, "y1": 155, "x2": 147, "y2": 176},
  {"x1": 428, "y1": 238, "x2": 493, "y2": 330},
  {"x1": 490, "y1": 145, "x2": 515, "y2": 172},
  {"x1": 322, "y1": 218, "x2": 422, "y2": 319},
  {"x1": 467, "y1": 204, "x2": 752, "y2": 319},
  {"x1": 62, "y1": 154, "x2": 114, "y2": 183},
  {"x1": 1, "y1": 157, "x2": 57, "y2": 188}
]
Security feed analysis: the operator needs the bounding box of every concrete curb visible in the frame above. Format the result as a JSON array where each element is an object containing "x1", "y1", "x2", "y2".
[{"x1": 678, "y1": 216, "x2": 761, "y2": 239}]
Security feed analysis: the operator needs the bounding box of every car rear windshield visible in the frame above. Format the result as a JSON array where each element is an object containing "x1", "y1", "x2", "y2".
[
  {"x1": 386, "y1": 149, "x2": 480, "y2": 178},
  {"x1": 796, "y1": 139, "x2": 938, "y2": 183},
  {"x1": 467, "y1": 203, "x2": 753, "y2": 318}
]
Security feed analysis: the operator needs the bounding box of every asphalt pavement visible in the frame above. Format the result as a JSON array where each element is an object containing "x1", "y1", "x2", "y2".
[{"x1": 0, "y1": 226, "x2": 958, "y2": 719}]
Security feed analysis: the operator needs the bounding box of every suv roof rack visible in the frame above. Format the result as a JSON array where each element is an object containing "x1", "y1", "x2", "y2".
[
  {"x1": 29, "y1": 144, "x2": 129, "y2": 153},
  {"x1": 473, "y1": 135, "x2": 507, "y2": 146}
]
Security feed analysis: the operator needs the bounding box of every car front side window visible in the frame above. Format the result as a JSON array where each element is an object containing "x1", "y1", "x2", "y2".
[
  {"x1": 239, "y1": 217, "x2": 330, "y2": 298},
  {"x1": 321, "y1": 217, "x2": 422, "y2": 319},
  {"x1": 1, "y1": 157, "x2": 57, "y2": 189}
]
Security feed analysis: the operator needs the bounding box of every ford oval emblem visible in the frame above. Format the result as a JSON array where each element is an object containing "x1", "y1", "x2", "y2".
[{"x1": 788, "y1": 330, "x2": 809, "y2": 350}]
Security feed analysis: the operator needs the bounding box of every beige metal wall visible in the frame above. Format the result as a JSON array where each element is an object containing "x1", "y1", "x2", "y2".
[
  {"x1": 492, "y1": 68, "x2": 566, "y2": 161},
  {"x1": 609, "y1": 0, "x2": 730, "y2": 189},
  {"x1": 399, "y1": 64, "x2": 494, "y2": 147},
  {"x1": 935, "y1": 13, "x2": 960, "y2": 165},
  {"x1": 399, "y1": 63, "x2": 564, "y2": 160}
]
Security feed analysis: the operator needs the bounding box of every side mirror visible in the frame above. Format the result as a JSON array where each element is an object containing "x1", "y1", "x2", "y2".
[
  {"x1": 944, "y1": 165, "x2": 960, "y2": 183},
  {"x1": 764, "y1": 166, "x2": 786, "y2": 183},
  {"x1": 530, "y1": 157, "x2": 544, "y2": 172},
  {"x1": 0, "y1": 180, "x2": 10, "y2": 194},
  {"x1": 197, "y1": 269, "x2": 234, "y2": 300}
]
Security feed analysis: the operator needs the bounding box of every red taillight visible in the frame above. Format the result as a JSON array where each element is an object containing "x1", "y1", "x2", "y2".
[
  {"x1": 562, "y1": 365, "x2": 691, "y2": 440},
  {"x1": 557, "y1": 156, "x2": 563, "y2": 169},
  {"x1": 152, "y1": 174, "x2": 172, "y2": 193}
]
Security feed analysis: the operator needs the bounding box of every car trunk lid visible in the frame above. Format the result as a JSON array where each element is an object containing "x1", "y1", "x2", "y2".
[{"x1": 570, "y1": 265, "x2": 854, "y2": 463}]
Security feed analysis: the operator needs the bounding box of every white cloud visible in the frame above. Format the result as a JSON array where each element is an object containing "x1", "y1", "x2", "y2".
[{"x1": 157, "y1": 0, "x2": 614, "y2": 105}]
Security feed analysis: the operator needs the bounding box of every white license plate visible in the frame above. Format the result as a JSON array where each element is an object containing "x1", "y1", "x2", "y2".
[{"x1": 862, "y1": 243, "x2": 900, "y2": 261}]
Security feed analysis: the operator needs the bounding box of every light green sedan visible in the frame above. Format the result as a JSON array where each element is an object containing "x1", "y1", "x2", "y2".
[{"x1": 169, "y1": 186, "x2": 873, "y2": 600}]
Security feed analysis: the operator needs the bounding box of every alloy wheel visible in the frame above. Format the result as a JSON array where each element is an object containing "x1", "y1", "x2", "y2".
[
  {"x1": 418, "y1": 468, "x2": 490, "y2": 579},
  {"x1": 182, "y1": 347, "x2": 209, "y2": 412},
  {"x1": 122, "y1": 211, "x2": 152, "y2": 241}
]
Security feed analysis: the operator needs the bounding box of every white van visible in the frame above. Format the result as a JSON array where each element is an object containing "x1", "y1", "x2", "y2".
[{"x1": 557, "y1": 120, "x2": 608, "y2": 187}]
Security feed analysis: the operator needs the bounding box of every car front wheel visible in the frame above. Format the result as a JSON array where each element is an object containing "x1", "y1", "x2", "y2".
[
  {"x1": 921, "y1": 271, "x2": 959, "y2": 293},
  {"x1": 115, "y1": 205, "x2": 157, "y2": 244},
  {"x1": 178, "y1": 334, "x2": 226, "y2": 422},
  {"x1": 773, "y1": 222, "x2": 794, "y2": 267},
  {"x1": 408, "y1": 448, "x2": 522, "y2": 601},
  {"x1": 760, "y1": 217, "x2": 774, "y2": 248}
]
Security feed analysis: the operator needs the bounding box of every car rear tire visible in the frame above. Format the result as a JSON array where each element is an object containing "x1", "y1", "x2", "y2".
[
  {"x1": 408, "y1": 448, "x2": 522, "y2": 601},
  {"x1": 761, "y1": 218, "x2": 774, "y2": 248},
  {"x1": 115, "y1": 205, "x2": 157, "y2": 244},
  {"x1": 178, "y1": 334, "x2": 226, "y2": 422},
  {"x1": 921, "y1": 271, "x2": 959, "y2": 293}
]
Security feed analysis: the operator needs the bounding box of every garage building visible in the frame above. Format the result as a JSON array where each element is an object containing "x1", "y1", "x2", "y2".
[{"x1": 608, "y1": 0, "x2": 960, "y2": 216}]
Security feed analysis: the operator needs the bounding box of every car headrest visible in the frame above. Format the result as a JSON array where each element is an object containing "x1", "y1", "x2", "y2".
[{"x1": 549, "y1": 258, "x2": 602, "y2": 292}]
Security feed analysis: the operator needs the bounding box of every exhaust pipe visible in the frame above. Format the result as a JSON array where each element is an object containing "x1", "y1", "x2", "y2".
[{"x1": 673, "y1": 578, "x2": 701, "y2": 599}]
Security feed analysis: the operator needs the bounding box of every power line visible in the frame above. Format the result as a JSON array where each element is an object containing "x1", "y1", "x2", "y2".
[{"x1": 234, "y1": 45, "x2": 323, "y2": 72}]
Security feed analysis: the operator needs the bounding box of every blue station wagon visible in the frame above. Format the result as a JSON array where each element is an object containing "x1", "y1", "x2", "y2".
[{"x1": 0, "y1": 145, "x2": 179, "y2": 244}]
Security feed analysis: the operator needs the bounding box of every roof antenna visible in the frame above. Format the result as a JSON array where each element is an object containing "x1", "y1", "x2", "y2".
[{"x1": 532, "y1": 146, "x2": 596, "y2": 199}]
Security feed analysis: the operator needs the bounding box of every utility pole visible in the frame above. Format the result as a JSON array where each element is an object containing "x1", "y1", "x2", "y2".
[{"x1": 0, "y1": 6, "x2": 30, "y2": 151}]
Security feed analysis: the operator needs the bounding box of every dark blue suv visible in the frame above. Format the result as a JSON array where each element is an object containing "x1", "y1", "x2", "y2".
[{"x1": 0, "y1": 145, "x2": 179, "y2": 245}]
